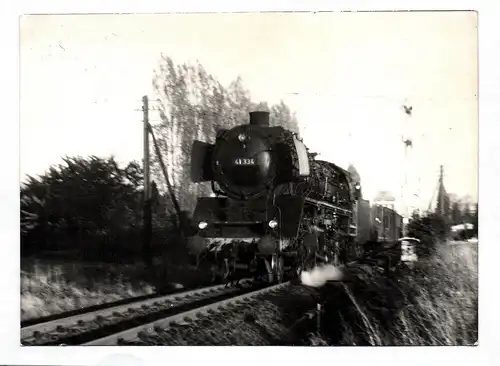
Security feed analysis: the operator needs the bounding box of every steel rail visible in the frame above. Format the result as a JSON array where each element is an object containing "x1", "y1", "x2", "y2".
[
  {"x1": 22, "y1": 280, "x2": 252, "y2": 344},
  {"x1": 84, "y1": 281, "x2": 291, "y2": 345}
]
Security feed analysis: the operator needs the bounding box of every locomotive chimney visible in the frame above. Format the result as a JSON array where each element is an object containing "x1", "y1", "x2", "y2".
[{"x1": 249, "y1": 111, "x2": 270, "y2": 127}]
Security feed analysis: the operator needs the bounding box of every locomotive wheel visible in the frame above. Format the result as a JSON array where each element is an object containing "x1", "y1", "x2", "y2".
[
  {"x1": 271, "y1": 254, "x2": 285, "y2": 283},
  {"x1": 263, "y1": 258, "x2": 274, "y2": 283},
  {"x1": 277, "y1": 256, "x2": 285, "y2": 283},
  {"x1": 210, "y1": 265, "x2": 218, "y2": 284}
]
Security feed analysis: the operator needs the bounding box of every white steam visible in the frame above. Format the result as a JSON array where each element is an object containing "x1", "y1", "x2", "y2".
[{"x1": 300, "y1": 264, "x2": 344, "y2": 287}]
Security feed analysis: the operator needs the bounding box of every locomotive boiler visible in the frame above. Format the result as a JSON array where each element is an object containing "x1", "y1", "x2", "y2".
[{"x1": 187, "y1": 111, "x2": 400, "y2": 283}]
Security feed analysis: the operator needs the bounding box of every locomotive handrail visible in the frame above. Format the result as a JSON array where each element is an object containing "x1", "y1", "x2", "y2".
[
  {"x1": 304, "y1": 197, "x2": 352, "y2": 216},
  {"x1": 212, "y1": 221, "x2": 266, "y2": 225}
]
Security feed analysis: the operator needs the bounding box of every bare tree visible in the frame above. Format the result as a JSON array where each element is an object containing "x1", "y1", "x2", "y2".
[{"x1": 151, "y1": 55, "x2": 302, "y2": 223}]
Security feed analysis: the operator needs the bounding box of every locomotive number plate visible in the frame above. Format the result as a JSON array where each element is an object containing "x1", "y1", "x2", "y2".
[{"x1": 234, "y1": 158, "x2": 256, "y2": 165}]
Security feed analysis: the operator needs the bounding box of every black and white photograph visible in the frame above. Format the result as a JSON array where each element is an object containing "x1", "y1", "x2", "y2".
[{"x1": 19, "y1": 11, "x2": 478, "y2": 347}]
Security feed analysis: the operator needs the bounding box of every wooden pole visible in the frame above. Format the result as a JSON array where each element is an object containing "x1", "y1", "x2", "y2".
[
  {"x1": 143, "y1": 96, "x2": 153, "y2": 267},
  {"x1": 148, "y1": 122, "x2": 183, "y2": 231}
]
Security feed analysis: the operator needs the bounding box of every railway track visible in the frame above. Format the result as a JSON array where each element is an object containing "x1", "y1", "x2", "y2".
[
  {"x1": 21, "y1": 284, "x2": 200, "y2": 328},
  {"x1": 21, "y1": 248, "x2": 412, "y2": 346},
  {"x1": 21, "y1": 279, "x2": 289, "y2": 346},
  {"x1": 85, "y1": 280, "x2": 291, "y2": 345}
]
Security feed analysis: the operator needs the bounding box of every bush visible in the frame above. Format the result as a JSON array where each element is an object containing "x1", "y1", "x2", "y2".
[
  {"x1": 407, "y1": 213, "x2": 449, "y2": 258},
  {"x1": 20, "y1": 155, "x2": 188, "y2": 263},
  {"x1": 317, "y1": 243, "x2": 477, "y2": 346}
]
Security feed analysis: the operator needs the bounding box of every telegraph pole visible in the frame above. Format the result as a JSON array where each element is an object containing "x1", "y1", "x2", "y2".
[
  {"x1": 401, "y1": 103, "x2": 413, "y2": 237},
  {"x1": 143, "y1": 95, "x2": 152, "y2": 266}
]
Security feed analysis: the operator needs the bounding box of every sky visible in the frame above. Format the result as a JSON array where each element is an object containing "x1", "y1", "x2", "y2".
[{"x1": 20, "y1": 12, "x2": 478, "y2": 213}]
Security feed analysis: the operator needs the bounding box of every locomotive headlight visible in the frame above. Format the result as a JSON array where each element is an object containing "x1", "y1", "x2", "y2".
[
  {"x1": 355, "y1": 183, "x2": 361, "y2": 190},
  {"x1": 198, "y1": 221, "x2": 208, "y2": 230},
  {"x1": 269, "y1": 220, "x2": 278, "y2": 229},
  {"x1": 238, "y1": 133, "x2": 247, "y2": 142}
]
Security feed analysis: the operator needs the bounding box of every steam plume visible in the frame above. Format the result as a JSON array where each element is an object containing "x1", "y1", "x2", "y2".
[{"x1": 300, "y1": 264, "x2": 344, "y2": 287}]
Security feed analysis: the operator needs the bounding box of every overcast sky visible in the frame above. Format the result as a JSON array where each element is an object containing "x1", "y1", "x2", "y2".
[{"x1": 20, "y1": 12, "x2": 478, "y2": 213}]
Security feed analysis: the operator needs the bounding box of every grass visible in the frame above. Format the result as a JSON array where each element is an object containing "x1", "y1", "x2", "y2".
[
  {"x1": 20, "y1": 256, "x2": 213, "y2": 322},
  {"x1": 317, "y1": 242, "x2": 478, "y2": 346},
  {"x1": 21, "y1": 260, "x2": 156, "y2": 321}
]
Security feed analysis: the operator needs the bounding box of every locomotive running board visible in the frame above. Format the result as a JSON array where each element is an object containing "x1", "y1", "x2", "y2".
[
  {"x1": 205, "y1": 238, "x2": 259, "y2": 245},
  {"x1": 304, "y1": 197, "x2": 352, "y2": 216}
]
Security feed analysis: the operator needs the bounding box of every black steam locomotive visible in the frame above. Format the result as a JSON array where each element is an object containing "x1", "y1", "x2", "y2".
[{"x1": 187, "y1": 111, "x2": 402, "y2": 283}]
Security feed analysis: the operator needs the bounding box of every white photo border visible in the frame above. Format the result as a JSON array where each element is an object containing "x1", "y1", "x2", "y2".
[{"x1": 1, "y1": 0, "x2": 497, "y2": 365}]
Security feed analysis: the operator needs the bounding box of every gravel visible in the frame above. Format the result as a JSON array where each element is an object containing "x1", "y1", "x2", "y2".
[{"x1": 116, "y1": 284, "x2": 320, "y2": 346}]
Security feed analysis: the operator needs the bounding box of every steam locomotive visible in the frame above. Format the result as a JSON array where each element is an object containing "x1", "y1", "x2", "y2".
[{"x1": 187, "y1": 111, "x2": 402, "y2": 283}]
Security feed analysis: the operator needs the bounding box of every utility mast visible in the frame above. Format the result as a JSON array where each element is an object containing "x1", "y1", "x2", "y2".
[
  {"x1": 143, "y1": 95, "x2": 152, "y2": 266},
  {"x1": 401, "y1": 102, "x2": 414, "y2": 236}
]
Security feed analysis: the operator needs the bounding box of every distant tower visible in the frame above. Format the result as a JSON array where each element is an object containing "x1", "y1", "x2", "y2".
[{"x1": 436, "y1": 165, "x2": 450, "y2": 219}]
